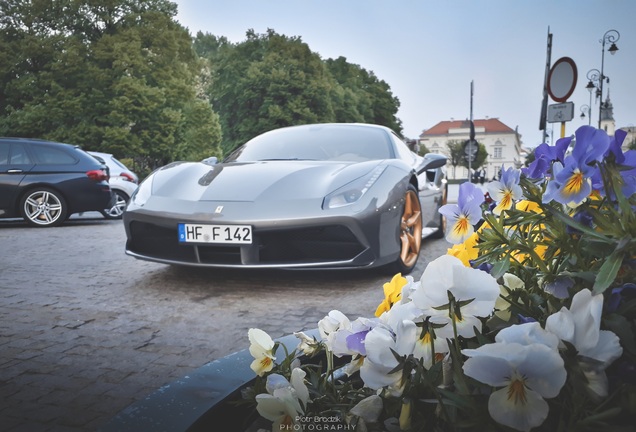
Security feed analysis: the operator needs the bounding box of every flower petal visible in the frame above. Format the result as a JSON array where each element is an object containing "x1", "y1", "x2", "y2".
[
  {"x1": 462, "y1": 348, "x2": 512, "y2": 387},
  {"x1": 349, "y1": 395, "x2": 383, "y2": 423},
  {"x1": 495, "y1": 322, "x2": 560, "y2": 350},
  {"x1": 488, "y1": 386, "x2": 549, "y2": 432},
  {"x1": 290, "y1": 368, "x2": 309, "y2": 406},
  {"x1": 248, "y1": 328, "x2": 274, "y2": 358}
]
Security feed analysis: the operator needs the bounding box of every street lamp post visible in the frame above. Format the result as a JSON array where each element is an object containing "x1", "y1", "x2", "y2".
[
  {"x1": 585, "y1": 69, "x2": 601, "y2": 125},
  {"x1": 594, "y1": 30, "x2": 620, "y2": 129},
  {"x1": 580, "y1": 104, "x2": 591, "y2": 126}
]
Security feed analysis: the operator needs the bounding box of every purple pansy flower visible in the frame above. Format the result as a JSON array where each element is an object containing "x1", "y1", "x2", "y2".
[
  {"x1": 487, "y1": 166, "x2": 523, "y2": 215},
  {"x1": 522, "y1": 136, "x2": 571, "y2": 179},
  {"x1": 439, "y1": 182, "x2": 485, "y2": 244},
  {"x1": 543, "y1": 126, "x2": 610, "y2": 207}
]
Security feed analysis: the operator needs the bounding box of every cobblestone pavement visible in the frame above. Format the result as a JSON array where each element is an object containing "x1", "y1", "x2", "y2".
[{"x1": 0, "y1": 213, "x2": 451, "y2": 431}]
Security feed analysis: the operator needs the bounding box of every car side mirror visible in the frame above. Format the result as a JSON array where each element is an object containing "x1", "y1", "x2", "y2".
[
  {"x1": 416, "y1": 154, "x2": 447, "y2": 174},
  {"x1": 201, "y1": 157, "x2": 218, "y2": 166}
]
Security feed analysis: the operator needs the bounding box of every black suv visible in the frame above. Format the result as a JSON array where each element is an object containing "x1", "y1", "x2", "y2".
[{"x1": 0, "y1": 138, "x2": 114, "y2": 227}]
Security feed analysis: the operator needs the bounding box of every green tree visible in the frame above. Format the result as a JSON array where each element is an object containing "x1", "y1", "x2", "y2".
[
  {"x1": 524, "y1": 147, "x2": 536, "y2": 167},
  {"x1": 446, "y1": 139, "x2": 488, "y2": 178},
  {"x1": 325, "y1": 56, "x2": 402, "y2": 133},
  {"x1": 201, "y1": 29, "x2": 337, "y2": 154},
  {"x1": 196, "y1": 29, "x2": 403, "y2": 156},
  {"x1": 417, "y1": 143, "x2": 430, "y2": 156},
  {"x1": 446, "y1": 140, "x2": 464, "y2": 178},
  {"x1": 461, "y1": 142, "x2": 488, "y2": 171},
  {"x1": 0, "y1": 0, "x2": 222, "y2": 169}
]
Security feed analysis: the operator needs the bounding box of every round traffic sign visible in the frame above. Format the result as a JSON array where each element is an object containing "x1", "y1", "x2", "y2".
[
  {"x1": 463, "y1": 139, "x2": 478, "y2": 163},
  {"x1": 547, "y1": 57, "x2": 578, "y2": 103}
]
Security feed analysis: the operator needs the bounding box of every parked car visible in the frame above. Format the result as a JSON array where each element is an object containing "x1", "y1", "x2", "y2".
[
  {"x1": 124, "y1": 123, "x2": 447, "y2": 274},
  {"x1": 0, "y1": 138, "x2": 114, "y2": 227},
  {"x1": 88, "y1": 151, "x2": 138, "y2": 219}
]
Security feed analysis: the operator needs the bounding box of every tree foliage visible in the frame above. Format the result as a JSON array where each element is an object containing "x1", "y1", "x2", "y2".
[
  {"x1": 445, "y1": 139, "x2": 488, "y2": 177},
  {"x1": 0, "y1": 5, "x2": 402, "y2": 167},
  {"x1": 0, "y1": 0, "x2": 222, "y2": 171},
  {"x1": 325, "y1": 56, "x2": 402, "y2": 132},
  {"x1": 195, "y1": 29, "x2": 403, "y2": 155}
]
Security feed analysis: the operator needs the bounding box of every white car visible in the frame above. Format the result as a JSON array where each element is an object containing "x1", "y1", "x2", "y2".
[{"x1": 88, "y1": 151, "x2": 139, "y2": 219}]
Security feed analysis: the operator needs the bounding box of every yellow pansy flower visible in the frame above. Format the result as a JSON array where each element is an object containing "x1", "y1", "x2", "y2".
[{"x1": 374, "y1": 273, "x2": 407, "y2": 317}]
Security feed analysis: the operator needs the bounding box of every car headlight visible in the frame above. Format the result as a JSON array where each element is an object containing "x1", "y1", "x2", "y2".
[
  {"x1": 323, "y1": 165, "x2": 386, "y2": 209},
  {"x1": 131, "y1": 176, "x2": 153, "y2": 206}
]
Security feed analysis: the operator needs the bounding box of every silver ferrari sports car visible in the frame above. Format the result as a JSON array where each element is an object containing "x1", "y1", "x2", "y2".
[{"x1": 123, "y1": 123, "x2": 447, "y2": 274}]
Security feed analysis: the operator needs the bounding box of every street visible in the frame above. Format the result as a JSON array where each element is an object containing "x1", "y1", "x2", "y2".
[{"x1": 0, "y1": 214, "x2": 452, "y2": 431}]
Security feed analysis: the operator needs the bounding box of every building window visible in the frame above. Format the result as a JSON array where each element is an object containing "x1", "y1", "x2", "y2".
[{"x1": 494, "y1": 147, "x2": 502, "y2": 159}]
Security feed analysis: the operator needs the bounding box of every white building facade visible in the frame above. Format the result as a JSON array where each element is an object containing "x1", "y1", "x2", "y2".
[{"x1": 418, "y1": 118, "x2": 525, "y2": 181}]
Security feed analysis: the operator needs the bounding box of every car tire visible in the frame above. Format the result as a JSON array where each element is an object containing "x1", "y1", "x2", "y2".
[
  {"x1": 20, "y1": 188, "x2": 68, "y2": 227},
  {"x1": 430, "y1": 185, "x2": 448, "y2": 239},
  {"x1": 100, "y1": 190, "x2": 129, "y2": 220},
  {"x1": 389, "y1": 184, "x2": 422, "y2": 275}
]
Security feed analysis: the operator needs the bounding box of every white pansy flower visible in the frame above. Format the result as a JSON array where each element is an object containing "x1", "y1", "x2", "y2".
[
  {"x1": 318, "y1": 310, "x2": 351, "y2": 353},
  {"x1": 411, "y1": 255, "x2": 500, "y2": 339},
  {"x1": 380, "y1": 300, "x2": 423, "y2": 332},
  {"x1": 256, "y1": 386, "x2": 302, "y2": 430},
  {"x1": 290, "y1": 368, "x2": 309, "y2": 407},
  {"x1": 463, "y1": 339, "x2": 566, "y2": 432},
  {"x1": 495, "y1": 322, "x2": 560, "y2": 350},
  {"x1": 412, "y1": 327, "x2": 450, "y2": 370},
  {"x1": 348, "y1": 394, "x2": 383, "y2": 424},
  {"x1": 293, "y1": 331, "x2": 321, "y2": 357},
  {"x1": 359, "y1": 320, "x2": 416, "y2": 396},
  {"x1": 248, "y1": 328, "x2": 276, "y2": 376},
  {"x1": 256, "y1": 369, "x2": 309, "y2": 430},
  {"x1": 545, "y1": 289, "x2": 623, "y2": 398}
]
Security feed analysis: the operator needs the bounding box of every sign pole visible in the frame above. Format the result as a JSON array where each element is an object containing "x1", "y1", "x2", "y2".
[
  {"x1": 469, "y1": 80, "x2": 473, "y2": 183},
  {"x1": 561, "y1": 122, "x2": 566, "y2": 138},
  {"x1": 540, "y1": 27, "x2": 553, "y2": 144}
]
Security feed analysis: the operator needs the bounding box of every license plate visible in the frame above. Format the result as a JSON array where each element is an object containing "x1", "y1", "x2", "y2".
[{"x1": 178, "y1": 223, "x2": 252, "y2": 244}]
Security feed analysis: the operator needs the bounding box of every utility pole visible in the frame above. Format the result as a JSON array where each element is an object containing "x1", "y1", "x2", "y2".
[
  {"x1": 540, "y1": 27, "x2": 553, "y2": 144},
  {"x1": 463, "y1": 81, "x2": 478, "y2": 183},
  {"x1": 469, "y1": 80, "x2": 474, "y2": 182}
]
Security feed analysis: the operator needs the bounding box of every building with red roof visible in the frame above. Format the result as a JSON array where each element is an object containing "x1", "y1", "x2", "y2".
[{"x1": 419, "y1": 117, "x2": 525, "y2": 180}]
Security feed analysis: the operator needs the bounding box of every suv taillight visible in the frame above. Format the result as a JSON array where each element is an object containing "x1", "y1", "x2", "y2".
[
  {"x1": 86, "y1": 169, "x2": 109, "y2": 182},
  {"x1": 121, "y1": 172, "x2": 137, "y2": 184}
]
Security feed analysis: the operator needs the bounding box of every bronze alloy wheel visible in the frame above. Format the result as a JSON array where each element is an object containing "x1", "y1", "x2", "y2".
[{"x1": 399, "y1": 187, "x2": 422, "y2": 269}]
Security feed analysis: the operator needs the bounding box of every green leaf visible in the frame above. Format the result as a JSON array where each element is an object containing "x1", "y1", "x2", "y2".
[
  {"x1": 490, "y1": 257, "x2": 510, "y2": 279},
  {"x1": 593, "y1": 249, "x2": 624, "y2": 294}
]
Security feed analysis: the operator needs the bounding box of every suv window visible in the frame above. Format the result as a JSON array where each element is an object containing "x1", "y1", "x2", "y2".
[
  {"x1": 0, "y1": 142, "x2": 33, "y2": 165},
  {"x1": 0, "y1": 143, "x2": 8, "y2": 164},
  {"x1": 11, "y1": 143, "x2": 33, "y2": 164},
  {"x1": 31, "y1": 144, "x2": 77, "y2": 165}
]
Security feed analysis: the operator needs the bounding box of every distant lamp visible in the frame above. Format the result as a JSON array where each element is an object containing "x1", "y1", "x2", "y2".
[
  {"x1": 586, "y1": 80, "x2": 595, "y2": 91},
  {"x1": 580, "y1": 104, "x2": 591, "y2": 126},
  {"x1": 609, "y1": 42, "x2": 619, "y2": 55}
]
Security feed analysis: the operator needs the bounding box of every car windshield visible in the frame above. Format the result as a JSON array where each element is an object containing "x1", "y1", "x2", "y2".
[{"x1": 224, "y1": 124, "x2": 394, "y2": 163}]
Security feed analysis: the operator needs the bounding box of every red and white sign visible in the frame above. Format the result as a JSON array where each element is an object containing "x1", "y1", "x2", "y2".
[{"x1": 547, "y1": 57, "x2": 578, "y2": 103}]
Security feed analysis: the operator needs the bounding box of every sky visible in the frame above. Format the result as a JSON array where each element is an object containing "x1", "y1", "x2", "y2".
[{"x1": 172, "y1": 0, "x2": 636, "y2": 148}]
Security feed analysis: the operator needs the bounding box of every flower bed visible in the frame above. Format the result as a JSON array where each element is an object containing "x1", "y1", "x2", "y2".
[{"x1": 242, "y1": 126, "x2": 636, "y2": 432}]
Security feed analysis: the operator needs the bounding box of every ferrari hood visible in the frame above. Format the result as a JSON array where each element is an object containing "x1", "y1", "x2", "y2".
[{"x1": 150, "y1": 160, "x2": 383, "y2": 202}]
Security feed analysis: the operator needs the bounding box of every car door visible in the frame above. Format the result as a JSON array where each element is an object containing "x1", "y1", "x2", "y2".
[{"x1": 0, "y1": 141, "x2": 36, "y2": 217}]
